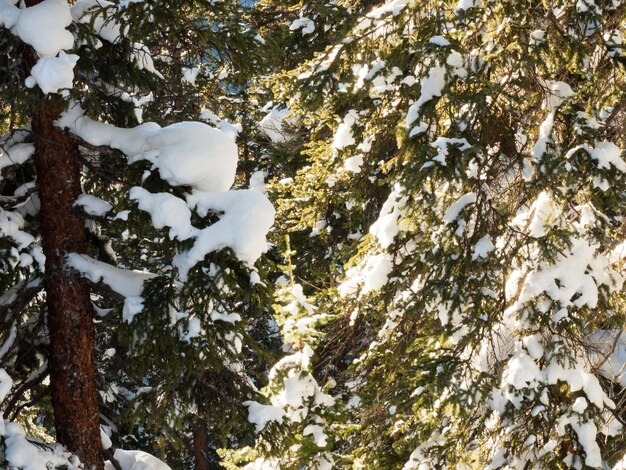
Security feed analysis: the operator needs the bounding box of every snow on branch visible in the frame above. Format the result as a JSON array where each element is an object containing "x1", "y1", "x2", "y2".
[{"x1": 59, "y1": 104, "x2": 275, "y2": 279}]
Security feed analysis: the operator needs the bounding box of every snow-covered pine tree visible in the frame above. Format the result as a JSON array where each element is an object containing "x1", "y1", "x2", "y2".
[
  {"x1": 0, "y1": 1, "x2": 274, "y2": 468},
  {"x1": 248, "y1": 0, "x2": 373, "y2": 299},
  {"x1": 220, "y1": 3, "x2": 378, "y2": 468},
  {"x1": 234, "y1": 0, "x2": 626, "y2": 468},
  {"x1": 222, "y1": 239, "x2": 341, "y2": 470},
  {"x1": 236, "y1": 0, "x2": 358, "y2": 199}
]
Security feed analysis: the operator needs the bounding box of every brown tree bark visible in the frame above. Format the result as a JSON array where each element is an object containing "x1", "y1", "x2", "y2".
[
  {"x1": 193, "y1": 417, "x2": 211, "y2": 470},
  {"x1": 21, "y1": 4, "x2": 104, "y2": 462},
  {"x1": 31, "y1": 93, "x2": 104, "y2": 470}
]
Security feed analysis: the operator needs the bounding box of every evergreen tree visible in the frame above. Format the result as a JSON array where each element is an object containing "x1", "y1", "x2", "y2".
[
  {"x1": 0, "y1": 1, "x2": 274, "y2": 468},
  {"x1": 1, "y1": 0, "x2": 625, "y2": 468},
  {"x1": 234, "y1": 0, "x2": 626, "y2": 468}
]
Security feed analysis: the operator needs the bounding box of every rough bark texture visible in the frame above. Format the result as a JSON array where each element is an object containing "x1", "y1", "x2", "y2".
[
  {"x1": 22, "y1": 2, "x2": 103, "y2": 466},
  {"x1": 193, "y1": 418, "x2": 211, "y2": 470},
  {"x1": 31, "y1": 94, "x2": 104, "y2": 470}
]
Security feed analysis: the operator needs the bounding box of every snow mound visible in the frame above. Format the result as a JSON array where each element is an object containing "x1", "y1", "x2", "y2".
[
  {"x1": 7, "y1": 0, "x2": 74, "y2": 57},
  {"x1": 58, "y1": 107, "x2": 238, "y2": 192},
  {"x1": 106, "y1": 449, "x2": 171, "y2": 470},
  {"x1": 0, "y1": 0, "x2": 75, "y2": 93},
  {"x1": 259, "y1": 106, "x2": 293, "y2": 143},
  {"x1": 61, "y1": 104, "x2": 274, "y2": 286},
  {"x1": 66, "y1": 253, "x2": 156, "y2": 299},
  {"x1": 74, "y1": 194, "x2": 113, "y2": 217},
  {"x1": 177, "y1": 189, "x2": 276, "y2": 278}
]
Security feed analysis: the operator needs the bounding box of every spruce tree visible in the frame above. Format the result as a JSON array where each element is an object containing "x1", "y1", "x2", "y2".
[
  {"x1": 234, "y1": 0, "x2": 626, "y2": 468},
  {"x1": 0, "y1": 1, "x2": 274, "y2": 468}
]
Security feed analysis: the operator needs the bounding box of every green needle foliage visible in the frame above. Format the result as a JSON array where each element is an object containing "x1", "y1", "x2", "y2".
[
  {"x1": 1, "y1": 0, "x2": 625, "y2": 468},
  {"x1": 231, "y1": 0, "x2": 626, "y2": 468},
  {"x1": 0, "y1": 1, "x2": 276, "y2": 468}
]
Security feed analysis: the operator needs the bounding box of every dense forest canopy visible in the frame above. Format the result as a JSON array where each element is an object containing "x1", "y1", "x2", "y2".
[{"x1": 0, "y1": 0, "x2": 625, "y2": 469}]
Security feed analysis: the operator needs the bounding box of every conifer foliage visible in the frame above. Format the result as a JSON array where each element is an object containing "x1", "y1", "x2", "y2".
[
  {"x1": 0, "y1": 0, "x2": 625, "y2": 469},
  {"x1": 238, "y1": 0, "x2": 626, "y2": 468},
  {"x1": 0, "y1": 0, "x2": 273, "y2": 468}
]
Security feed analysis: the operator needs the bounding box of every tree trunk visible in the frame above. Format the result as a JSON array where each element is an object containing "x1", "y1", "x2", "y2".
[
  {"x1": 193, "y1": 418, "x2": 211, "y2": 470},
  {"x1": 23, "y1": 4, "x2": 103, "y2": 467},
  {"x1": 29, "y1": 86, "x2": 104, "y2": 470}
]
